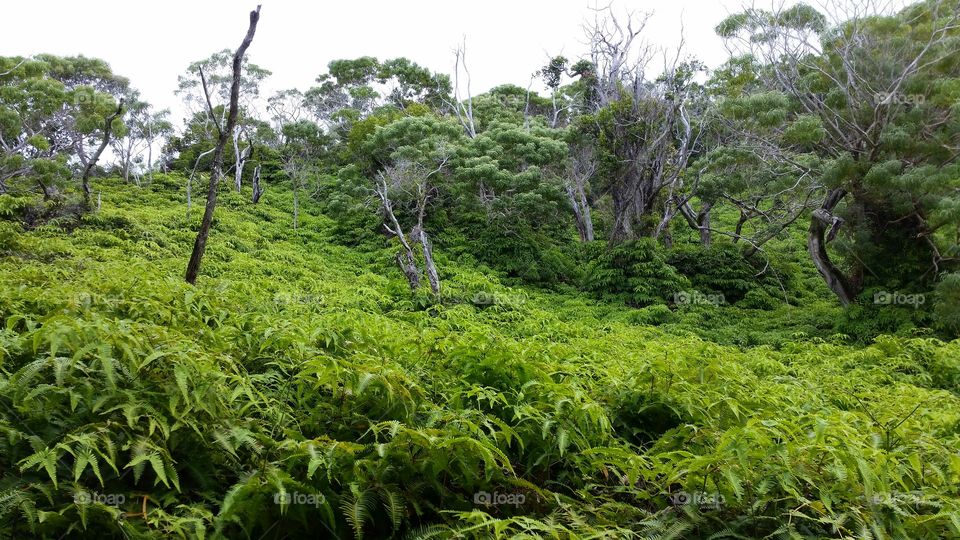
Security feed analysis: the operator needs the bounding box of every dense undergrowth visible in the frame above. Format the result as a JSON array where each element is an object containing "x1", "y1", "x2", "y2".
[{"x1": 1, "y1": 176, "x2": 959, "y2": 539}]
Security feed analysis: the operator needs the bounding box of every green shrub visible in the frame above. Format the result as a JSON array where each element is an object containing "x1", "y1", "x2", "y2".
[
  {"x1": 626, "y1": 304, "x2": 675, "y2": 325},
  {"x1": 578, "y1": 239, "x2": 690, "y2": 306}
]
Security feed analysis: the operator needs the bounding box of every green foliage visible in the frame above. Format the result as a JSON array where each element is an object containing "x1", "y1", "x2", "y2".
[
  {"x1": 714, "y1": 0, "x2": 960, "y2": 301},
  {"x1": 4, "y1": 3, "x2": 960, "y2": 538},
  {"x1": 667, "y1": 243, "x2": 781, "y2": 304},
  {"x1": 304, "y1": 56, "x2": 450, "y2": 136},
  {"x1": 0, "y1": 177, "x2": 958, "y2": 539},
  {"x1": 577, "y1": 239, "x2": 690, "y2": 306},
  {"x1": 0, "y1": 55, "x2": 127, "y2": 198},
  {"x1": 933, "y1": 272, "x2": 960, "y2": 335}
]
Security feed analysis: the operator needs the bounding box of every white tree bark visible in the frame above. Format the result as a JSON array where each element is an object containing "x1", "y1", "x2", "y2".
[{"x1": 443, "y1": 39, "x2": 477, "y2": 138}]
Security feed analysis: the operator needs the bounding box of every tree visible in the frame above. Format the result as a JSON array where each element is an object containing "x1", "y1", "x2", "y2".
[
  {"x1": 574, "y1": 8, "x2": 702, "y2": 244},
  {"x1": 0, "y1": 55, "x2": 127, "y2": 202},
  {"x1": 443, "y1": 40, "x2": 477, "y2": 138},
  {"x1": 39, "y1": 55, "x2": 130, "y2": 200},
  {"x1": 176, "y1": 46, "x2": 271, "y2": 193},
  {"x1": 565, "y1": 136, "x2": 597, "y2": 242},
  {"x1": 362, "y1": 116, "x2": 459, "y2": 295},
  {"x1": 378, "y1": 57, "x2": 451, "y2": 111},
  {"x1": 717, "y1": 0, "x2": 960, "y2": 304},
  {"x1": 0, "y1": 56, "x2": 72, "y2": 198},
  {"x1": 469, "y1": 84, "x2": 552, "y2": 129},
  {"x1": 454, "y1": 122, "x2": 569, "y2": 239},
  {"x1": 304, "y1": 57, "x2": 450, "y2": 135},
  {"x1": 80, "y1": 98, "x2": 124, "y2": 207},
  {"x1": 185, "y1": 5, "x2": 262, "y2": 285},
  {"x1": 279, "y1": 119, "x2": 328, "y2": 228},
  {"x1": 267, "y1": 89, "x2": 307, "y2": 145},
  {"x1": 536, "y1": 55, "x2": 583, "y2": 128},
  {"x1": 688, "y1": 96, "x2": 820, "y2": 255},
  {"x1": 141, "y1": 107, "x2": 173, "y2": 183},
  {"x1": 110, "y1": 94, "x2": 172, "y2": 184},
  {"x1": 375, "y1": 159, "x2": 446, "y2": 295}
]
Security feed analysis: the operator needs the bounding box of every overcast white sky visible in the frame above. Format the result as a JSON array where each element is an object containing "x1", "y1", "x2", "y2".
[{"x1": 3, "y1": 0, "x2": 769, "y2": 122}]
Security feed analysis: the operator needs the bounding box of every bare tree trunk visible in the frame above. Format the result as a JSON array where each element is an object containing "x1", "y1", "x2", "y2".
[
  {"x1": 396, "y1": 250, "x2": 420, "y2": 290},
  {"x1": 676, "y1": 199, "x2": 713, "y2": 247},
  {"x1": 610, "y1": 185, "x2": 637, "y2": 243},
  {"x1": 580, "y1": 188, "x2": 594, "y2": 242},
  {"x1": 808, "y1": 188, "x2": 855, "y2": 305},
  {"x1": 147, "y1": 124, "x2": 154, "y2": 184},
  {"x1": 446, "y1": 40, "x2": 477, "y2": 138},
  {"x1": 376, "y1": 172, "x2": 423, "y2": 291},
  {"x1": 252, "y1": 163, "x2": 263, "y2": 204},
  {"x1": 185, "y1": 5, "x2": 261, "y2": 285},
  {"x1": 567, "y1": 185, "x2": 587, "y2": 241},
  {"x1": 233, "y1": 127, "x2": 251, "y2": 192},
  {"x1": 418, "y1": 228, "x2": 440, "y2": 296},
  {"x1": 233, "y1": 127, "x2": 242, "y2": 192},
  {"x1": 81, "y1": 99, "x2": 124, "y2": 208},
  {"x1": 122, "y1": 139, "x2": 133, "y2": 183},
  {"x1": 374, "y1": 160, "x2": 446, "y2": 294},
  {"x1": 697, "y1": 204, "x2": 712, "y2": 247},
  {"x1": 733, "y1": 211, "x2": 747, "y2": 243},
  {"x1": 567, "y1": 144, "x2": 597, "y2": 241},
  {"x1": 36, "y1": 178, "x2": 55, "y2": 200},
  {"x1": 567, "y1": 183, "x2": 595, "y2": 242}
]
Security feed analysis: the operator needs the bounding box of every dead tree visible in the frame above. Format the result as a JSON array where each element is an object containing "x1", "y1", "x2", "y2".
[
  {"x1": 251, "y1": 163, "x2": 264, "y2": 203},
  {"x1": 442, "y1": 39, "x2": 477, "y2": 138},
  {"x1": 566, "y1": 142, "x2": 596, "y2": 242},
  {"x1": 185, "y1": 5, "x2": 261, "y2": 285},
  {"x1": 81, "y1": 99, "x2": 124, "y2": 208},
  {"x1": 374, "y1": 159, "x2": 446, "y2": 296},
  {"x1": 376, "y1": 168, "x2": 420, "y2": 290},
  {"x1": 417, "y1": 227, "x2": 440, "y2": 296},
  {"x1": 233, "y1": 126, "x2": 252, "y2": 191},
  {"x1": 583, "y1": 7, "x2": 699, "y2": 243}
]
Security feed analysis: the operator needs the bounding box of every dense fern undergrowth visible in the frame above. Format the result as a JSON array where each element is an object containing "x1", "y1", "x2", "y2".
[{"x1": 1, "y1": 176, "x2": 959, "y2": 539}]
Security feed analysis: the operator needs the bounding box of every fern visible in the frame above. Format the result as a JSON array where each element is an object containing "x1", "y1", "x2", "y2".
[{"x1": 1, "y1": 176, "x2": 959, "y2": 539}]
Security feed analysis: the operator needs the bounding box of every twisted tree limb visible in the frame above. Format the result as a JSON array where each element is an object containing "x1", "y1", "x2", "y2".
[
  {"x1": 81, "y1": 99, "x2": 125, "y2": 208},
  {"x1": 808, "y1": 188, "x2": 855, "y2": 305}
]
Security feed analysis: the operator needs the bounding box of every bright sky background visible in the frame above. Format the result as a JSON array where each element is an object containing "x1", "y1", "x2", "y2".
[{"x1": 2, "y1": 0, "x2": 778, "y2": 123}]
